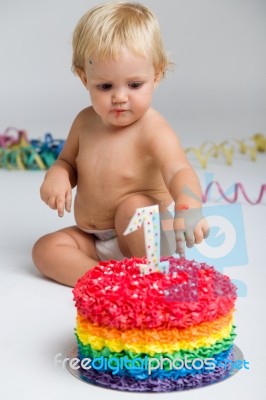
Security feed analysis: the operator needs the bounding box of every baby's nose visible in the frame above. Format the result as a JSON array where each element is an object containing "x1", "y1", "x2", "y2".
[{"x1": 112, "y1": 88, "x2": 128, "y2": 103}]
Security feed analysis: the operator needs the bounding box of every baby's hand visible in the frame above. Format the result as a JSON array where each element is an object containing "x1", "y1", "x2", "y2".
[
  {"x1": 173, "y1": 207, "x2": 209, "y2": 257},
  {"x1": 40, "y1": 176, "x2": 72, "y2": 217}
]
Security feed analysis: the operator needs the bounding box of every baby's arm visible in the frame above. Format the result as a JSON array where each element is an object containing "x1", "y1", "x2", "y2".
[
  {"x1": 146, "y1": 117, "x2": 209, "y2": 255},
  {"x1": 167, "y1": 164, "x2": 209, "y2": 256},
  {"x1": 40, "y1": 116, "x2": 79, "y2": 217}
]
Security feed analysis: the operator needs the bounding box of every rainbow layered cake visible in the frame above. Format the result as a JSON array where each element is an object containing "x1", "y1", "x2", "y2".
[{"x1": 73, "y1": 257, "x2": 237, "y2": 392}]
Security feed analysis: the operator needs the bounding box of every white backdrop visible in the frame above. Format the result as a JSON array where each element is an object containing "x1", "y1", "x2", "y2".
[
  {"x1": 1, "y1": 2, "x2": 266, "y2": 400},
  {"x1": 1, "y1": 0, "x2": 265, "y2": 146}
]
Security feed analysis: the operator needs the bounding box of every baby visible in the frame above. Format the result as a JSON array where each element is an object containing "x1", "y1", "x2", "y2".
[{"x1": 32, "y1": 2, "x2": 209, "y2": 287}]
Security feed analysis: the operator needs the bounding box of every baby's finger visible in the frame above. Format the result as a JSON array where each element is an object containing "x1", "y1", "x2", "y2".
[
  {"x1": 56, "y1": 198, "x2": 65, "y2": 217},
  {"x1": 47, "y1": 197, "x2": 57, "y2": 210},
  {"x1": 175, "y1": 230, "x2": 185, "y2": 258},
  {"x1": 203, "y1": 223, "x2": 210, "y2": 239},
  {"x1": 65, "y1": 189, "x2": 72, "y2": 213},
  {"x1": 194, "y1": 226, "x2": 204, "y2": 244},
  {"x1": 185, "y1": 229, "x2": 195, "y2": 248}
]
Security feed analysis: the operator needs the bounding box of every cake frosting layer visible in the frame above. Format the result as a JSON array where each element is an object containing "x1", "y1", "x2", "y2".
[
  {"x1": 79, "y1": 348, "x2": 234, "y2": 392},
  {"x1": 77, "y1": 346, "x2": 233, "y2": 380},
  {"x1": 73, "y1": 257, "x2": 237, "y2": 330},
  {"x1": 76, "y1": 330, "x2": 235, "y2": 362},
  {"x1": 76, "y1": 310, "x2": 234, "y2": 353}
]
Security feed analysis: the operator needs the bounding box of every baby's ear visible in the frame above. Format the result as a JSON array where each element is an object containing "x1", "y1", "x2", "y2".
[
  {"x1": 154, "y1": 69, "x2": 163, "y2": 87},
  {"x1": 76, "y1": 67, "x2": 88, "y2": 87}
]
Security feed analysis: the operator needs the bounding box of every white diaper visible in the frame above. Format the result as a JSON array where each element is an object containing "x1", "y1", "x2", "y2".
[
  {"x1": 79, "y1": 227, "x2": 125, "y2": 261},
  {"x1": 94, "y1": 236, "x2": 125, "y2": 261}
]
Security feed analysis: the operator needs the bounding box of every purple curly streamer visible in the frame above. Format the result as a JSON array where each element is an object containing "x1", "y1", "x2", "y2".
[{"x1": 202, "y1": 181, "x2": 266, "y2": 205}]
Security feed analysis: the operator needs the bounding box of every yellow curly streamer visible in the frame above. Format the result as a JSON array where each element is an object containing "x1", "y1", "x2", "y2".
[
  {"x1": 185, "y1": 133, "x2": 265, "y2": 168},
  {"x1": 76, "y1": 311, "x2": 234, "y2": 355},
  {"x1": 1, "y1": 148, "x2": 46, "y2": 170}
]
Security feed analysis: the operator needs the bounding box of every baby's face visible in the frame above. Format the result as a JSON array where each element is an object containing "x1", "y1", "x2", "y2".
[{"x1": 80, "y1": 47, "x2": 160, "y2": 127}]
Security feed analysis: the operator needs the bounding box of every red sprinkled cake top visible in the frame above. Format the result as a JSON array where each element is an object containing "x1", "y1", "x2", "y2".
[{"x1": 73, "y1": 257, "x2": 237, "y2": 330}]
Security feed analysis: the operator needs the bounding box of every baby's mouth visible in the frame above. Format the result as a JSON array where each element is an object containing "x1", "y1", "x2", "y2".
[{"x1": 113, "y1": 109, "x2": 127, "y2": 118}]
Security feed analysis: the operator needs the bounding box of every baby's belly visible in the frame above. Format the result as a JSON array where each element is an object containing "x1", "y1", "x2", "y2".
[
  {"x1": 74, "y1": 187, "x2": 172, "y2": 230},
  {"x1": 74, "y1": 193, "x2": 118, "y2": 230}
]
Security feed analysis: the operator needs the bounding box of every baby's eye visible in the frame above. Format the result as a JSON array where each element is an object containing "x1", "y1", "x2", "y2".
[
  {"x1": 128, "y1": 82, "x2": 143, "y2": 89},
  {"x1": 97, "y1": 83, "x2": 112, "y2": 91}
]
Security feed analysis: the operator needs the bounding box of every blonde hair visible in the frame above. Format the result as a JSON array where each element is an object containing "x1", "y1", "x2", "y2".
[{"x1": 72, "y1": 2, "x2": 171, "y2": 77}]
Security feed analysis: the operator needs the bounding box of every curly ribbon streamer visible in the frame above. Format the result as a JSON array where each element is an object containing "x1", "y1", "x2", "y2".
[
  {"x1": 202, "y1": 181, "x2": 266, "y2": 204},
  {"x1": 0, "y1": 127, "x2": 64, "y2": 170},
  {"x1": 185, "y1": 133, "x2": 266, "y2": 168}
]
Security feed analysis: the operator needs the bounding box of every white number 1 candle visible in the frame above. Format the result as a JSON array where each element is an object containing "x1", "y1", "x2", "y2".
[{"x1": 123, "y1": 205, "x2": 169, "y2": 274}]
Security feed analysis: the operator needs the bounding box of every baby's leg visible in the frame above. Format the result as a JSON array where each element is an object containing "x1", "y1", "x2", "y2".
[
  {"x1": 115, "y1": 194, "x2": 159, "y2": 258},
  {"x1": 32, "y1": 226, "x2": 99, "y2": 287}
]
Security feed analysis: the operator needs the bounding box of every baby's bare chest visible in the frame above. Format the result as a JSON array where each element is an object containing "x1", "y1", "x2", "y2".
[
  {"x1": 73, "y1": 127, "x2": 169, "y2": 227},
  {"x1": 76, "y1": 132, "x2": 155, "y2": 189}
]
